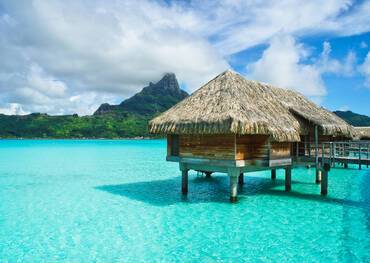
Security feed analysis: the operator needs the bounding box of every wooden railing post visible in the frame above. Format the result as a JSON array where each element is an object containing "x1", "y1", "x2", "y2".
[
  {"x1": 333, "y1": 142, "x2": 336, "y2": 167},
  {"x1": 367, "y1": 144, "x2": 369, "y2": 168},
  {"x1": 330, "y1": 143, "x2": 333, "y2": 166},
  {"x1": 321, "y1": 143, "x2": 325, "y2": 166},
  {"x1": 296, "y1": 142, "x2": 299, "y2": 160},
  {"x1": 304, "y1": 141, "x2": 307, "y2": 163},
  {"x1": 358, "y1": 143, "x2": 361, "y2": 170}
]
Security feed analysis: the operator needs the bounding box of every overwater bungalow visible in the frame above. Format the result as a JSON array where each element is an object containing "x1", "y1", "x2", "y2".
[{"x1": 149, "y1": 70, "x2": 355, "y2": 202}]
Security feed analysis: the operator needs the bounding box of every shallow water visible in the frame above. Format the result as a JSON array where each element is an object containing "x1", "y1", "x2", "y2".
[{"x1": 0, "y1": 140, "x2": 369, "y2": 262}]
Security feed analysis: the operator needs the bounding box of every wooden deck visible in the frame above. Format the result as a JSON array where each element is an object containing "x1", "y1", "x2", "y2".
[
  {"x1": 296, "y1": 141, "x2": 370, "y2": 169},
  {"x1": 170, "y1": 137, "x2": 369, "y2": 202}
]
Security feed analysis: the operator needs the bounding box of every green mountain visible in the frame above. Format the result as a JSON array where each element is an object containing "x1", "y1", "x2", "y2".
[
  {"x1": 0, "y1": 73, "x2": 188, "y2": 139},
  {"x1": 94, "y1": 73, "x2": 188, "y2": 116},
  {"x1": 333, "y1": 110, "x2": 370, "y2": 126}
]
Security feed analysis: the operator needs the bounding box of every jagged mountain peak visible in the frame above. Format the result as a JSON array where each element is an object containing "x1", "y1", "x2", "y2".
[{"x1": 94, "y1": 73, "x2": 188, "y2": 116}]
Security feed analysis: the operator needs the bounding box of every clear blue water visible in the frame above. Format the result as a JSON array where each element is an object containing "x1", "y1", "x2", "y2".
[{"x1": 0, "y1": 140, "x2": 369, "y2": 262}]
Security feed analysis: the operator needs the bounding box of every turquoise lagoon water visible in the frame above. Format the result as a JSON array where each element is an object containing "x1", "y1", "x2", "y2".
[{"x1": 0, "y1": 140, "x2": 369, "y2": 262}]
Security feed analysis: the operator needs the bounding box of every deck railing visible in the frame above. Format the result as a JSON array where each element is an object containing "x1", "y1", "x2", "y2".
[
  {"x1": 294, "y1": 141, "x2": 370, "y2": 169},
  {"x1": 321, "y1": 141, "x2": 370, "y2": 169}
]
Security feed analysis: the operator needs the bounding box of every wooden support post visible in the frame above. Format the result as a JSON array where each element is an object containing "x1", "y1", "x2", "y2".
[
  {"x1": 316, "y1": 170, "x2": 322, "y2": 184},
  {"x1": 205, "y1": 172, "x2": 212, "y2": 178},
  {"x1": 314, "y1": 125, "x2": 320, "y2": 184},
  {"x1": 271, "y1": 169, "x2": 276, "y2": 180},
  {"x1": 229, "y1": 168, "x2": 239, "y2": 202},
  {"x1": 321, "y1": 163, "x2": 330, "y2": 195},
  {"x1": 285, "y1": 167, "x2": 291, "y2": 192},
  {"x1": 238, "y1": 173, "x2": 244, "y2": 185},
  {"x1": 181, "y1": 169, "x2": 188, "y2": 195},
  {"x1": 344, "y1": 163, "x2": 348, "y2": 168},
  {"x1": 321, "y1": 170, "x2": 328, "y2": 195}
]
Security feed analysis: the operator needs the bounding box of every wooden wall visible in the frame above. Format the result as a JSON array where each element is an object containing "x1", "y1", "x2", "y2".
[
  {"x1": 178, "y1": 134, "x2": 235, "y2": 160},
  {"x1": 304, "y1": 126, "x2": 346, "y2": 143},
  {"x1": 235, "y1": 135, "x2": 269, "y2": 161},
  {"x1": 167, "y1": 134, "x2": 292, "y2": 162},
  {"x1": 270, "y1": 142, "x2": 291, "y2": 160},
  {"x1": 167, "y1": 134, "x2": 179, "y2": 157}
]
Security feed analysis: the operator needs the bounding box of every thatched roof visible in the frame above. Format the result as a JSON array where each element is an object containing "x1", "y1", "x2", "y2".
[
  {"x1": 354, "y1": 127, "x2": 370, "y2": 139},
  {"x1": 149, "y1": 70, "x2": 354, "y2": 142}
]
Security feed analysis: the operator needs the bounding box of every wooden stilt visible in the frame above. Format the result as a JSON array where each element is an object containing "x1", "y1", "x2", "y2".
[
  {"x1": 181, "y1": 169, "x2": 188, "y2": 195},
  {"x1": 314, "y1": 125, "x2": 319, "y2": 183},
  {"x1": 285, "y1": 167, "x2": 291, "y2": 192},
  {"x1": 321, "y1": 170, "x2": 328, "y2": 195},
  {"x1": 229, "y1": 168, "x2": 239, "y2": 202},
  {"x1": 321, "y1": 163, "x2": 330, "y2": 195},
  {"x1": 238, "y1": 173, "x2": 244, "y2": 185},
  {"x1": 271, "y1": 169, "x2": 276, "y2": 180},
  {"x1": 205, "y1": 172, "x2": 212, "y2": 178},
  {"x1": 344, "y1": 163, "x2": 348, "y2": 168},
  {"x1": 316, "y1": 169, "x2": 321, "y2": 184}
]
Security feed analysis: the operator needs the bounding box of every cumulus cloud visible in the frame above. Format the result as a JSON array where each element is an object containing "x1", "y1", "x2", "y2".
[
  {"x1": 0, "y1": 0, "x2": 228, "y2": 115},
  {"x1": 246, "y1": 36, "x2": 361, "y2": 102},
  {"x1": 247, "y1": 35, "x2": 326, "y2": 100},
  {"x1": 189, "y1": 0, "x2": 370, "y2": 55},
  {"x1": 359, "y1": 52, "x2": 370, "y2": 88},
  {"x1": 316, "y1": 42, "x2": 356, "y2": 76},
  {"x1": 0, "y1": 0, "x2": 369, "y2": 115},
  {"x1": 0, "y1": 103, "x2": 27, "y2": 115}
]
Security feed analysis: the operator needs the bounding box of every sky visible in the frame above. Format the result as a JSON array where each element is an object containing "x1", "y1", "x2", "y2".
[{"x1": 0, "y1": 0, "x2": 370, "y2": 116}]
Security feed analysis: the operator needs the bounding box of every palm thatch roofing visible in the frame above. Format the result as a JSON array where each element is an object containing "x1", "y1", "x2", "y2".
[
  {"x1": 354, "y1": 127, "x2": 370, "y2": 139},
  {"x1": 149, "y1": 70, "x2": 354, "y2": 142}
]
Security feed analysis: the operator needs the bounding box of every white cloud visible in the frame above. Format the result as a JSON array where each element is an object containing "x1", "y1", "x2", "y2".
[
  {"x1": 0, "y1": 103, "x2": 27, "y2": 115},
  {"x1": 0, "y1": 0, "x2": 228, "y2": 115},
  {"x1": 316, "y1": 41, "x2": 356, "y2": 76},
  {"x1": 0, "y1": 0, "x2": 369, "y2": 114},
  {"x1": 189, "y1": 0, "x2": 370, "y2": 55},
  {"x1": 1, "y1": 63, "x2": 118, "y2": 115},
  {"x1": 27, "y1": 64, "x2": 67, "y2": 98},
  {"x1": 359, "y1": 52, "x2": 370, "y2": 88},
  {"x1": 247, "y1": 35, "x2": 326, "y2": 99},
  {"x1": 246, "y1": 36, "x2": 362, "y2": 102}
]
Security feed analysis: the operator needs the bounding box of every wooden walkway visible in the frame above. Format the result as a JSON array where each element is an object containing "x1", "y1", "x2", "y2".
[{"x1": 300, "y1": 141, "x2": 370, "y2": 169}]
